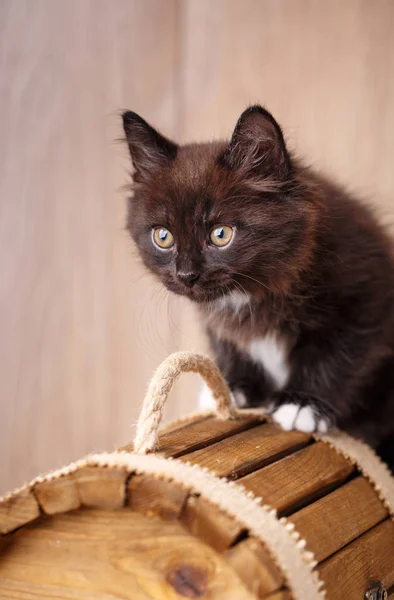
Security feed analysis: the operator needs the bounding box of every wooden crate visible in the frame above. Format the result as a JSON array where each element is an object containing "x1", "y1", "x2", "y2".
[{"x1": 0, "y1": 413, "x2": 393, "y2": 599}]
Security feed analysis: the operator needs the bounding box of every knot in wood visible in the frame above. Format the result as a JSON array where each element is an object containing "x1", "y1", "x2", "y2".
[{"x1": 167, "y1": 565, "x2": 207, "y2": 598}]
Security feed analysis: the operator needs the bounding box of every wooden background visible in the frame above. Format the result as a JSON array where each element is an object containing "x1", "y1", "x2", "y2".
[{"x1": 0, "y1": 0, "x2": 393, "y2": 494}]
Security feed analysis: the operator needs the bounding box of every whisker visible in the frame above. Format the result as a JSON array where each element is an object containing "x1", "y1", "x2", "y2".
[
  {"x1": 231, "y1": 278, "x2": 254, "y2": 331},
  {"x1": 233, "y1": 271, "x2": 271, "y2": 292},
  {"x1": 166, "y1": 292, "x2": 184, "y2": 339}
]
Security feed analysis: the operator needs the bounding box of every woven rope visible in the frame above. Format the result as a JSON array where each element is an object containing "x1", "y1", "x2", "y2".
[{"x1": 133, "y1": 351, "x2": 238, "y2": 453}]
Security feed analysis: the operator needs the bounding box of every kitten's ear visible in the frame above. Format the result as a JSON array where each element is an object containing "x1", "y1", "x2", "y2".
[
  {"x1": 221, "y1": 105, "x2": 291, "y2": 180},
  {"x1": 122, "y1": 111, "x2": 178, "y2": 181}
]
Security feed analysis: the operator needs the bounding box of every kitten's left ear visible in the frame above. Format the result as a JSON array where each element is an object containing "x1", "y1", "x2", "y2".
[
  {"x1": 122, "y1": 111, "x2": 178, "y2": 182},
  {"x1": 221, "y1": 105, "x2": 291, "y2": 180}
]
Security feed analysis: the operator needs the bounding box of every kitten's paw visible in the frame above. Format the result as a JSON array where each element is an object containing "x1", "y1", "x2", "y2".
[
  {"x1": 232, "y1": 389, "x2": 248, "y2": 408},
  {"x1": 269, "y1": 392, "x2": 333, "y2": 433},
  {"x1": 198, "y1": 382, "x2": 217, "y2": 411},
  {"x1": 272, "y1": 402, "x2": 330, "y2": 433},
  {"x1": 271, "y1": 403, "x2": 299, "y2": 431},
  {"x1": 198, "y1": 382, "x2": 244, "y2": 411}
]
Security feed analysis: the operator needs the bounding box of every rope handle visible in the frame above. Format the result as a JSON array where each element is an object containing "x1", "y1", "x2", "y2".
[{"x1": 133, "y1": 351, "x2": 238, "y2": 454}]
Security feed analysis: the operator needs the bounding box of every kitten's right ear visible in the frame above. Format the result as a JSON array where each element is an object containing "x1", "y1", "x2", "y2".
[
  {"x1": 122, "y1": 111, "x2": 178, "y2": 181},
  {"x1": 220, "y1": 105, "x2": 291, "y2": 181}
]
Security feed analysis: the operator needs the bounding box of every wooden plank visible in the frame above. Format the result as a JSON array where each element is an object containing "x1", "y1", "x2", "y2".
[
  {"x1": 157, "y1": 415, "x2": 263, "y2": 458},
  {"x1": 74, "y1": 467, "x2": 127, "y2": 509},
  {"x1": 180, "y1": 495, "x2": 244, "y2": 552},
  {"x1": 0, "y1": 490, "x2": 40, "y2": 535},
  {"x1": 128, "y1": 474, "x2": 188, "y2": 519},
  {"x1": 180, "y1": 422, "x2": 310, "y2": 479},
  {"x1": 0, "y1": 534, "x2": 12, "y2": 553},
  {"x1": 225, "y1": 537, "x2": 285, "y2": 597},
  {"x1": 0, "y1": 578, "x2": 121, "y2": 599},
  {"x1": 318, "y1": 519, "x2": 394, "y2": 600},
  {"x1": 290, "y1": 477, "x2": 388, "y2": 563},
  {"x1": 239, "y1": 442, "x2": 354, "y2": 515},
  {"x1": 0, "y1": 0, "x2": 183, "y2": 499},
  {"x1": 266, "y1": 592, "x2": 292, "y2": 600},
  {"x1": 119, "y1": 414, "x2": 214, "y2": 453},
  {"x1": 0, "y1": 508, "x2": 256, "y2": 599},
  {"x1": 34, "y1": 475, "x2": 80, "y2": 515},
  {"x1": 159, "y1": 413, "x2": 210, "y2": 435}
]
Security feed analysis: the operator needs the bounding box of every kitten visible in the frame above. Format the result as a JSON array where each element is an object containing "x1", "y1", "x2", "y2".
[{"x1": 122, "y1": 105, "x2": 394, "y2": 469}]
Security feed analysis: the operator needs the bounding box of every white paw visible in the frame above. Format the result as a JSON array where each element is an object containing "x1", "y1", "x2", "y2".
[
  {"x1": 272, "y1": 403, "x2": 330, "y2": 434},
  {"x1": 198, "y1": 382, "x2": 241, "y2": 412},
  {"x1": 272, "y1": 403, "x2": 299, "y2": 431},
  {"x1": 232, "y1": 389, "x2": 248, "y2": 408},
  {"x1": 294, "y1": 406, "x2": 316, "y2": 433},
  {"x1": 198, "y1": 382, "x2": 217, "y2": 411},
  {"x1": 317, "y1": 418, "x2": 329, "y2": 433}
]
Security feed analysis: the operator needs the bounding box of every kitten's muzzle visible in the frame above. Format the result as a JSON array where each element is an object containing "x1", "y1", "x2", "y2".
[{"x1": 177, "y1": 270, "x2": 200, "y2": 287}]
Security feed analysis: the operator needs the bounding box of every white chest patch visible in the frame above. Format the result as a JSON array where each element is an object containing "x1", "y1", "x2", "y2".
[
  {"x1": 249, "y1": 333, "x2": 290, "y2": 390},
  {"x1": 213, "y1": 290, "x2": 250, "y2": 314}
]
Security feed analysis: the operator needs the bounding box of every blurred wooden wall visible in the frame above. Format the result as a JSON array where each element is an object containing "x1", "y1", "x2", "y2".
[{"x1": 1, "y1": 0, "x2": 393, "y2": 493}]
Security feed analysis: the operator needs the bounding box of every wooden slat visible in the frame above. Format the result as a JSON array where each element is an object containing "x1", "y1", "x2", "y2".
[
  {"x1": 128, "y1": 474, "x2": 188, "y2": 519},
  {"x1": 157, "y1": 415, "x2": 263, "y2": 458},
  {"x1": 34, "y1": 475, "x2": 80, "y2": 515},
  {"x1": 0, "y1": 534, "x2": 12, "y2": 553},
  {"x1": 74, "y1": 467, "x2": 127, "y2": 509},
  {"x1": 0, "y1": 490, "x2": 40, "y2": 535},
  {"x1": 239, "y1": 442, "x2": 354, "y2": 515},
  {"x1": 290, "y1": 476, "x2": 388, "y2": 563},
  {"x1": 318, "y1": 519, "x2": 394, "y2": 600},
  {"x1": 119, "y1": 414, "x2": 213, "y2": 453},
  {"x1": 0, "y1": 508, "x2": 256, "y2": 599},
  {"x1": 225, "y1": 537, "x2": 285, "y2": 598},
  {"x1": 0, "y1": 578, "x2": 123, "y2": 599},
  {"x1": 180, "y1": 422, "x2": 310, "y2": 479},
  {"x1": 266, "y1": 592, "x2": 292, "y2": 600},
  {"x1": 180, "y1": 495, "x2": 244, "y2": 552},
  {"x1": 159, "y1": 413, "x2": 209, "y2": 435}
]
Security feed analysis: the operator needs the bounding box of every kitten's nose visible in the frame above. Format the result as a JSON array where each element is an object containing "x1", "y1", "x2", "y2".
[{"x1": 177, "y1": 271, "x2": 200, "y2": 286}]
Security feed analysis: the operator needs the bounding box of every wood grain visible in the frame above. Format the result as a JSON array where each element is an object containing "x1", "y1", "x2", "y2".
[
  {"x1": 158, "y1": 415, "x2": 262, "y2": 458},
  {"x1": 239, "y1": 441, "x2": 354, "y2": 515},
  {"x1": 34, "y1": 475, "x2": 80, "y2": 515},
  {"x1": 121, "y1": 414, "x2": 261, "y2": 456},
  {"x1": 180, "y1": 422, "x2": 310, "y2": 479},
  {"x1": 225, "y1": 537, "x2": 285, "y2": 597},
  {"x1": 266, "y1": 593, "x2": 291, "y2": 600},
  {"x1": 318, "y1": 519, "x2": 394, "y2": 600},
  {"x1": 0, "y1": 508, "x2": 256, "y2": 599},
  {"x1": 0, "y1": 0, "x2": 184, "y2": 496},
  {"x1": 128, "y1": 474, "x2": 188, "y2": 519},
  {"x1": 74, "y1": 467, "x2": 127, "y2": 509},
  {"x1": 290, "y1": 476, "x2": 389, "y2": 563},
  {"x1": 180, "y1": 0, "x2": 394, "y2": 208},
  {"x1": 180, "y1": 495, "x2": 244, "y2": 552},
  {"x1": 0, "y1": 490, "x2": 40, "y2": 535}
]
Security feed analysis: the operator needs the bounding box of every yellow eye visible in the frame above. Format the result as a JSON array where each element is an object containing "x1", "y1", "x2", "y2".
[
  {"x1": 209, "y1": 225, "x2": 234, "y2": 247},
  {"x1": 153, "y1": 227, "x2": 174, "y2": 249}
]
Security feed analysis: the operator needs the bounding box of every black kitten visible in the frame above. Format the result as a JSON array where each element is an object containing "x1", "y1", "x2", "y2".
[{"x1": 122, "y1": 106, "x2": 394, "y2": 470}]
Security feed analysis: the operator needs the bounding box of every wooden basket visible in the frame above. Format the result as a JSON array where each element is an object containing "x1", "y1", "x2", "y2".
[{"x1": 1, "y1": 352, "x2": 393, "y2": 600}]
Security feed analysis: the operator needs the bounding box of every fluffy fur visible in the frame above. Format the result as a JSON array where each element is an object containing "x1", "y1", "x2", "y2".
[{"x1": 122, "y1": 106, "x2": 394, "y2": 470}]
